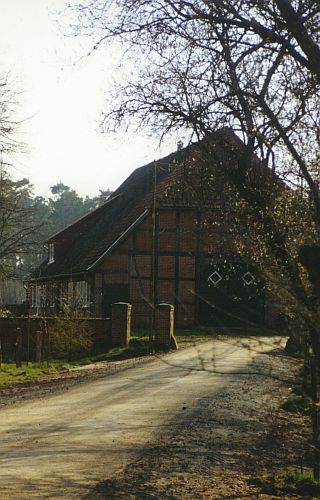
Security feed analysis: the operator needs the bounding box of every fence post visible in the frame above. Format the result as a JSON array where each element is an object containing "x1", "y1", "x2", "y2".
[
  {"x1": 155, "y1": 303, "x2": 175, "y2": 349},
  {"x1": 111, "y1": 302, "x2": 132, "y2": 347},
  {"x1": 35, "y1": 330, "x2": 43, "y2": 363},
  {"x1": 15, "y1": 327, "x2": 22, "y2": 368},
  {"x1": 26, "y1": 315, "x2": 31, "y2": 366}
]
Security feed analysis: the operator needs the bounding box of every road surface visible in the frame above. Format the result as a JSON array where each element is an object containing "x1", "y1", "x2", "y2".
[{"x1": 0, "y1": 336, "x2": 286, "y2": 499}]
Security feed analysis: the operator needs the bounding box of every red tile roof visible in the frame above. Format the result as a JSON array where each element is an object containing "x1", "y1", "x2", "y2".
[{"x1": 34, "y1": 128, "x2": 279, "y2": 279}]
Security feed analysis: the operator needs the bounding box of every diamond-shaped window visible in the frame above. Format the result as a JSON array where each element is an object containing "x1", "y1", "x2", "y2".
[
  {"x1": 208, "y1": 270, "x2": 222, "y2": 286},
  {"x1": 242, "y1": 271, "x2": 255, "y2": 286}
]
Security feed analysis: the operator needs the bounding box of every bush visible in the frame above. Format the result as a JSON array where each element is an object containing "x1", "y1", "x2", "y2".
[
  {"x1": 251, "y1": 471, "x2": 320, "y2": 497},
  {"x1": 283, "y1": 471, "x2": 320, "y2": 496},
  {"x1": 0, "y1": 308, "x2": 12, "y2": 318},
  {"x1": 281, "y1": 394, "x2": 312, "y2": 414},
  {"x1": 51, "y1": 302, "x2": 92, "y2": 360}
]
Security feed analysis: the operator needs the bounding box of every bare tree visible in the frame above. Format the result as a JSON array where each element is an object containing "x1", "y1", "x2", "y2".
[
  {"x1": 0, "y1": 173, "x2": 44, "y2": 278},
  {"x1": 67, "y1": 0, "x2": 320, "y2": 347},
  {"x1": 68, "y1": 0, "x2": 320, "y2": 200},
  {"x1": 68, "y1": 0, "x2": 320, "y2": 476},
  {"x1": 0, "y1": 73, "x2": 21, "y2": 162},
  {"x1": 0, "y1": 75, "x2": 43, "y2": 279}
]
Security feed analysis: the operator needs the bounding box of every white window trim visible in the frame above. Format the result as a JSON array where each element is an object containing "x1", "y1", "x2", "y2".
[{"x1": 48, "y1": 243, "x2": 54, "y2": 264}]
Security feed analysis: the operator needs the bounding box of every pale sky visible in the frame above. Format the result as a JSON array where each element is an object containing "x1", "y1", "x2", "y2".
[{"x1": 0, "y1": 0, "x2": 177, "y2": 198}]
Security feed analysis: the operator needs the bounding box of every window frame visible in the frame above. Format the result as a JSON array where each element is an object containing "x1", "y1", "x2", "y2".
[{"x1": 48, "y1": 243, "x2": 54, "y2": 264}]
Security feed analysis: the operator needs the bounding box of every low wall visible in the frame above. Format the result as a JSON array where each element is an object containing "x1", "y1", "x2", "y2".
[{"x1": 0, "y1": 317, "x2": 112, "y2": 362}]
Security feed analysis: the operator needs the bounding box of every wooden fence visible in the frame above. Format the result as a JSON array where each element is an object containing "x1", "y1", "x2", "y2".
[{"x1": 0, "y1": 317, "x2": 111, "y2": 363}]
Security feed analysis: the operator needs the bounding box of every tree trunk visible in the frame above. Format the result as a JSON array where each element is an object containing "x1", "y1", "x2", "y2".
[{"x1": 310, "y1": 356, "x2": 320, "y2": 479}]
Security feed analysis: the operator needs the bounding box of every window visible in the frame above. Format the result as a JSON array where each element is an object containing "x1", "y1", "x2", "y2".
[
  {"x1": 48, "y1": 243, "x2": 54, "y2": 264},
  {"x1": 46, "y1": 283, "x2": 56, "y2": 308},
  {"x1": 75, "y1": 281, "x2": 90, "y2": 308},
  {"x1": 31, "y1": 285, "x2": 42, "y2": 313},
  {"x1": 65, "y1": 280, "x2": 90, "y2": 311},
  {"x1": 31, "y1": 286, "x2": 36, "y2": 308},
  {"x1": 67, "y1": 281, "x2": 74, "y2": 304}
]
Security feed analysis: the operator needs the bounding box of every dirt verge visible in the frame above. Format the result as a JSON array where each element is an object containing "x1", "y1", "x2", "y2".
[{"x1": 0, "y1": 355, "x2": 157, "y2": 407}]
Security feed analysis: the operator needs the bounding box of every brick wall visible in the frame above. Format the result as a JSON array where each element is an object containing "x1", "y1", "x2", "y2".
[{"x1": 0, "y1": 317, "x2": 111, "y2": 362}]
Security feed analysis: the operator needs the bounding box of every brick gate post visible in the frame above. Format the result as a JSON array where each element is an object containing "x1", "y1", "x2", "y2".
[
  {"x1": 111, "y1": 302, "x2": 132, "y2": 346},
  {"x1": 155, "y1": 303, "x2": 174, "y2": 348}
]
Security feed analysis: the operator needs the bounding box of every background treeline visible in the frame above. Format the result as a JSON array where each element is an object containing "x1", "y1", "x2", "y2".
[{"x1": 0, "y1": 169, "x2": 112, "y2": 279}]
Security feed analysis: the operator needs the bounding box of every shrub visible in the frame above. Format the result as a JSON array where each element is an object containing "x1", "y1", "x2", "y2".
[
  {"x1": 251, "y1": 471, "x2": 320, "y2": 496},
  {"x1": 281, "y1": 394, "x2": 312, "y2": 414},
  {"x1": 51, "y1": 301, "x2": 92, "y2": 360},
  {"x1": 0, "y1": 308, "x2": 12, "y2": 318}
]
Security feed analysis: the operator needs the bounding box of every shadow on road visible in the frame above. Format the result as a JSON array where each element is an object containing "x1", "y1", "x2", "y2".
[{"x1": 82, "y1": 342, "x2": 305, "y2": 499}]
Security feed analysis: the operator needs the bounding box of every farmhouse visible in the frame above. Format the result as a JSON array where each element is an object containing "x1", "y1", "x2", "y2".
[{"x1": 30, "y1": 129, "x2": 281, "y2": 328}]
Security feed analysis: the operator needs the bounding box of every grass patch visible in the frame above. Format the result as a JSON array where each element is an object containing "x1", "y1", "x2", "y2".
[
  {"x1": 281, "y1": 394, "x2": 312, "y2": 414},
  {"x1": 175, "y1": 327, "x2": 282, "y2": 338},
  {"x1": 131, "y1": 328, "x2": 152, "y2": 339},
  {"x1": 283, "y1": 471, "x2": 320, "y2": 496},
  {"x1": 131, "y1": 328, "x2": 214, "y2": 346},
  {"x1": 174, "y1": 329, "x2": 216, "y2": 345},
  {"x1": 251, "y1": 471, "x2": 320, "y2": 497},
  {"x1": 93, "y1": 337, "x2": 154, "y2": 361},
  {"x1": 175, "y1": 329, "x2": 214, "y2": 340},
  {"x1": 0, "y1": 361, "x2": 72, "y2": 387},
  {"x1": 0, "y1": 337, "x2": 166, "y2": 387}
]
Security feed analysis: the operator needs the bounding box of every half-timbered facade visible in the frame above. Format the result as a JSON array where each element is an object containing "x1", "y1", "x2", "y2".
[{"x1": 31, "y1": 129, "x2": 280, "y2": 327}]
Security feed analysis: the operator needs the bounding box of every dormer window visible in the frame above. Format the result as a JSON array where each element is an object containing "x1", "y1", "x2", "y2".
[{"x1": 48, "y1": 243, "x2": 55, "y2": 264}]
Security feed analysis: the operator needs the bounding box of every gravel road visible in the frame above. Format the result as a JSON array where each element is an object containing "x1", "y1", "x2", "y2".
[{"x1": 0, "y1": 336, "x2": 302, "y2": 499}]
